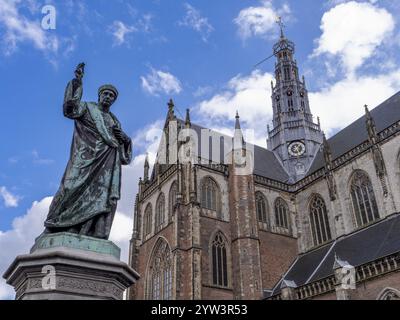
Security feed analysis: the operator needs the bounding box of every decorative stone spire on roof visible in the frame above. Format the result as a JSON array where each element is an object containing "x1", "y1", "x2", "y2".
[
  {"x1": 144, "y1": 153, "x2": 149, "y2": 182},
  {"x1": 185, "y1": 108, "x2": 191, "y2": 128}
]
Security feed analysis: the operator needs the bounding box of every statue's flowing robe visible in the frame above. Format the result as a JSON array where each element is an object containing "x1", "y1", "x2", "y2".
[{"x1": 44, "y1": 81, "x2": 132, "y2": 230}]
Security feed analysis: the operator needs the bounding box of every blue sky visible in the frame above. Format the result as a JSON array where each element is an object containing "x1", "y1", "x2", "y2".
[{"x1": 1, "y1": 0, "x2": 400, "y2": 298}]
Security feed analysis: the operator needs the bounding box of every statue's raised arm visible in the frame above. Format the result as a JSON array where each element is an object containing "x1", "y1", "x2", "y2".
[{"x1": 63, "y1": 62, "x2": 85, "y2": 119}]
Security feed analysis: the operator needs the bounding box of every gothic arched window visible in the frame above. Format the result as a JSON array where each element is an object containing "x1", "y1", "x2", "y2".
[
  {"x1": 211, "y1": 232, "x2": 228, "y2": 287},
  {"x1": 350, "y1": 170, "x2": 379, "y2": 227},
  {"x1": 169, "y1": 181, "x2": 178, "y2": 219},
  {"x1": 275, "y1": 198, "x2": 289, "y2": 229},
  {"x1": 309, "y1": 195, "x2": 332, "y2": 246},
  {"x1": 284, "y1": 67, "x2": 290, "y2": 80},
  {"x1": 143, "y1": 204, "x2": 152, "y2": 237},
  {"x1": 377, "y1": 288, "x2": 400, "y2": 300},
  {"x1": 255, "y1": 192, "x2": 268, "y2": 224},
  {"x1": 201, "y1": 177, "x2": 219, "y2": 211},
  {"x1": 155, "y1": 193, "x2": 165, "y2": 232},
  {"x1": 146, "y1": 238, "x2": 172, "y2": 300}
]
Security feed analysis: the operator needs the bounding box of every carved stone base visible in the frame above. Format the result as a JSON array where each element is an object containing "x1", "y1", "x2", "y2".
[{"x1": 3, "y1": 233, "x2": 140, "y2": 300}]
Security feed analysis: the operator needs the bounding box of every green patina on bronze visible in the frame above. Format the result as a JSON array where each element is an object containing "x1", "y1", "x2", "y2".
[
  {"x1": 31, "y1": 232, "x2": 121, "y2": 259},
  {"x1": 43, "y1": 63, "x2": 132, "y2": 240}
]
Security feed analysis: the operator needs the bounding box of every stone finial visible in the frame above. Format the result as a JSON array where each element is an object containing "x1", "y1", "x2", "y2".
[
  {"x1": 234, "y1": 111, "x2": 245, "y2": 147},
  {"x1": 235, "y1": 110, "x2": 241, "y2": 130},
  {"x1": 185, "y1": 108, "x2": 191, "y2": 127},
  {"x1": 167, "y1": 98, "x2": 175, "y2": 121},
  {"x1": 144, "y1": 153, "x2": 149, "y2": 182},
  {"x1": 364, "y1": 104, "x2": 370, "y2": 117},
  {"x1": 168, "y1": 98, "x2": 174, "y2": 111},
  {"x1": 365, "y1": 104, "x2": 377, "y2": 144},
  {"x1": 333, "y1": 253, "x2": 350, "y2": 270},
  {"x1": 322, "y1": 132, "x2": 332, "y2": 167}
]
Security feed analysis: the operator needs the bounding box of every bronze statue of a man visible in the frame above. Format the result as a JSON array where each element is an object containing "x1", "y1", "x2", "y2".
[{"x1": 43, "y1": 63, "x2": 132, "y2": 240}]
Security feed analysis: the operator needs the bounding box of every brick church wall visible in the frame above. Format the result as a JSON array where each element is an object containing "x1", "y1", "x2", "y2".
[{"x1": 258, "y1": 230, "x2": 298, "y2": 289}]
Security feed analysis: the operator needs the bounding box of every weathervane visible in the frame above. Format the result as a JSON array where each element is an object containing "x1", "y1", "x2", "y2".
[
  {"x1": 253, "y1": 16, "x2": 286, "y2": 69},
  {"x1": 276, "y1": 16, "x2": 286, "y2": 38}
]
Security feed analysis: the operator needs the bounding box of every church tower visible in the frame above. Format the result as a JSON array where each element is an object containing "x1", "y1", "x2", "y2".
[{"x1": 267, "y1": 20, "x2": 323, "y2": 181}]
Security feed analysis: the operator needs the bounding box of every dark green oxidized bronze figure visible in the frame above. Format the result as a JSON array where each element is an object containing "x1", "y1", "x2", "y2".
[{"x1": 43, "y1": 63, "x2": 132, "y2": 239}]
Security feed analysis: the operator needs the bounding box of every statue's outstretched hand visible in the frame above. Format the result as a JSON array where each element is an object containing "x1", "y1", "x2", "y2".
[{"x1": 74, "y1": 62, "x2": 85, "y2": 82}]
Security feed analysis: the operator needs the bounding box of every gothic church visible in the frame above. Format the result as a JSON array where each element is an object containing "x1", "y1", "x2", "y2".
[{"x1": 128, "y1": 28, "x2": 400, "y2": 300}]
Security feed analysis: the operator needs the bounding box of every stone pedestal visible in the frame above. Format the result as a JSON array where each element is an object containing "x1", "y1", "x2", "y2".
[{"x1": 3, "y1": 232, "x2": 140, "y2": 300}]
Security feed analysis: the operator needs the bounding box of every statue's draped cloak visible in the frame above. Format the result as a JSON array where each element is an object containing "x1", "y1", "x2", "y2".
[{"x1": 44, "y1": 100, "x2": 132, "y2": 229}]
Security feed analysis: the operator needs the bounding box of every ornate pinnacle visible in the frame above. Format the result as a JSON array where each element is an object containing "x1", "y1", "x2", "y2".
[
  {"x1": 144, "y1": 153, "x2": 149, "y2": 182},
  {"x1": 168, "y1": 98, "x2": 174, "y2": 110},
  {"x1": 235, "y1": 111, "x2": 241, "y2": 130},
  {"x1": 185, "y1": 108, "x2": 191, "y2": 127},
  {"x1": 322, "y1": 132, "x2": 332, "y2": 168},
  {"x1": 166, "y1": 98, "x2": 176, "y2": 122},
  {"x1": 365, "y1": 104, "x2": 377, "y2": 143}
]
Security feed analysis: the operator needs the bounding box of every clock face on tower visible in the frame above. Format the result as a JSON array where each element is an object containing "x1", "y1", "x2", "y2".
[{"x1": 288, "y1": 141, "x2": 306, "y2": 157}]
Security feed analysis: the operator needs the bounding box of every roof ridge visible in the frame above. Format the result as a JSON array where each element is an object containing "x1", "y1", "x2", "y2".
[{"x1": 304, "y1": 241, "x2": 336, "y2": 284}]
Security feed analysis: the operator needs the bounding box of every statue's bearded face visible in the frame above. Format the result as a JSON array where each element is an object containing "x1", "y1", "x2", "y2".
[{"x1": 99, "y1": 89, "x2": 116, "y2": 107}]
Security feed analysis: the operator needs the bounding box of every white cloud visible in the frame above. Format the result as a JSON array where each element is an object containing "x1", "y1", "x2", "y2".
[
  {"x1": 116, "y1": 123, "x2": 162, "y2": 220},
  {"x1": 234, "y1": 1, "x2": 291, "y2": 40},
  {"x1": 109, "y1": 211, "x2": 133, "y2": 263},
  {"x1": 0, "y1": 0, "x2": 59, "y2": 55},
  {"x1": 109, "y1": 5, "x2": 153, "y2": 44},
  {"x1": 8, "y1": 157, "x2": 19, "y2": 164},
  {"x1": 313, "y1": 1, "x2": 395, "y2": 74},
  {"x1": 179, "y1": 3, "x2": 214, "y2": 42},
  {"x1": 141, "y1": 68, "x2": 182, "y2": 96},
  {"x1": 109, "y1": 21, "x2": 136, "y2": 46},
  {"x1": 0, "y1": 197, "x2": 51, "y2": 299},
  {"x1": 0, "y1": 186, "x2": 20, "y2": 208},
  {"x1": 197, "y1": 70, "x2": 273, "y2": 121},
  {"x1": 138, "y1": 14, "x2": 153, "y2": 33},
  {"x1": 193, "y1": 85, "x2": 213, "y2": 98},
  {"x1": 195, "y1": 70, "x2": 273, "y2": 147},
  {"x1": 310, "y1": 71, "x2": 400, "y2": 135}
]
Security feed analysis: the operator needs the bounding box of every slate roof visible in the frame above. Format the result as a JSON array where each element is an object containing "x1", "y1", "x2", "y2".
[
  {"x1": 176, "y1": 119, "x2": 289, "y2": 182},
  {"x1": 269, "y1": 212, "x2": 400, "y2": 296},
  {"x1": 309, "y1": 91, "x2": 400, "y2": 174}
]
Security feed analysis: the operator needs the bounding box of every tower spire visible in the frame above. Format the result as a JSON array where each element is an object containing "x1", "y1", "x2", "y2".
[{"x1": 267, "y1": 23, "x2": 323, "y2": 181}]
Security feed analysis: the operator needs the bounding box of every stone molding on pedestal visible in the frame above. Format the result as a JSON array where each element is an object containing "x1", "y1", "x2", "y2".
[{"x1": 3, "y1": 232, "x2": 140, "y2": 300}]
